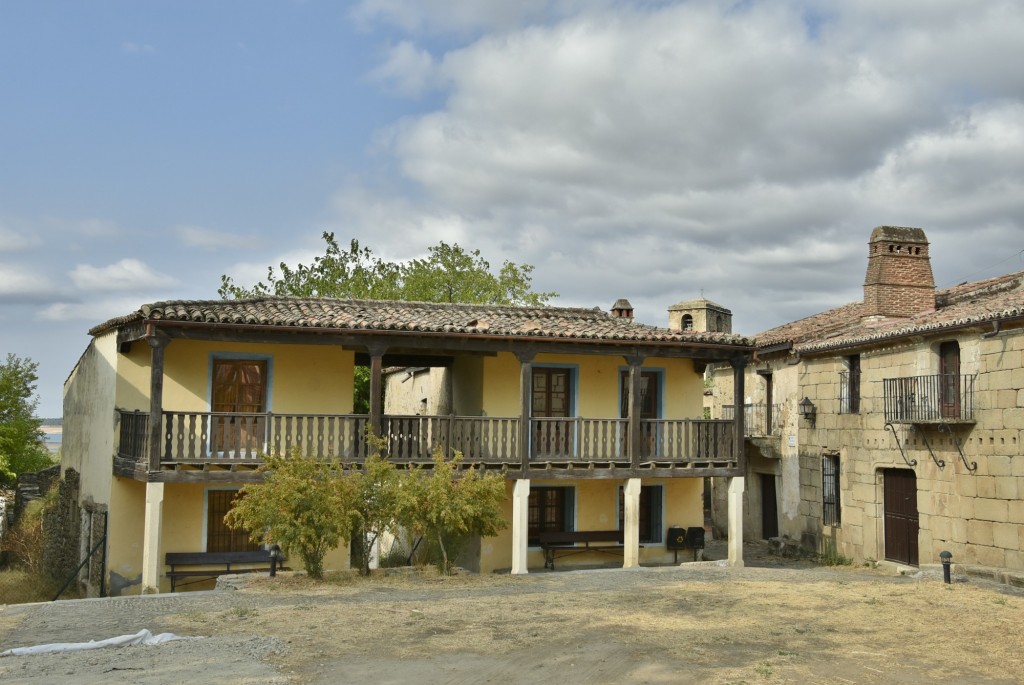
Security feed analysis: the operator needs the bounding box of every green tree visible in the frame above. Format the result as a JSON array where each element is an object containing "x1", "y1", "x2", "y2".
[
  {"x1": 225, "y1": 449, "x2": 356, "y2": 579},
  {"x1": 405, "y1": 449, "x2": 507, "y2": 574},
  {"x1": 219, "y1": 232, "x2": 556, "y2": 306},
  {"x1": 348, "y1": 434, "x2": 409, "y2": 576},
  {"x1": 219, "y1": 234, "x2": 403, "y2": 300},
  {"x1": 0, "y1": 354, "x2": 53, "y2": 485}
]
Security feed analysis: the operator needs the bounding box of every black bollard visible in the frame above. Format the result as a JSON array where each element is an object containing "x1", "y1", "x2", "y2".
[
  {"x1": 270, "y1": 544, "x2": 281, "y2": 578},
  {"x1": 939, "y1": 550, "x2": 952, "y2": 584}
]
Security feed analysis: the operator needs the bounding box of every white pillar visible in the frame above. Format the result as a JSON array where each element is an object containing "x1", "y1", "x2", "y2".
[
  {"x1": 728, "y1": 476, "x2": 745, "y2": 567},
  {"x1": 142, "y1": 482, "x2": 165, "y2": 593},
  {"x1": 623, "y1": 478, "x2": 641, "y2": 568},
  {"x1": 511, "y1": 479, "x2": 531, "y2": 575}
]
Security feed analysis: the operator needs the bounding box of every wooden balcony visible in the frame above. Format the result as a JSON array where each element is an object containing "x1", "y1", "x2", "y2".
[
  {"x1": 883, "y1": 374, "x2": 976, "y2": 424},
  {"x1": 116, "y1": 410, "x2": 738, "y2": 481}
]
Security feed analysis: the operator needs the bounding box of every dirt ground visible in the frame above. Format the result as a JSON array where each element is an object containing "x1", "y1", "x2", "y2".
[{"x1": 1, "y1": 542, "x2": 1022, "y2": 685}]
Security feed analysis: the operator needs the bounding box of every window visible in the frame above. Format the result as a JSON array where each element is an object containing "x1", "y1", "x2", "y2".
[
  {"x1": 619, "y1": 371, "x2": 661, "y2": 420},
  {"x1": 528, "y1": 487, "x2": 574, "y2": 546},
  {"x1": 212, "y1": 359, "x2": 267, "y2": 453},
  {"x1": 681, "y1": 314, "x2": 694, "y2": 331},
  {"x1": 939, "y1": 341, "x2": 960, "y2": 419},
  {"x1": 206, "y1": 489, "x2": 261, "y2": 552},
  {"x1": 532, "y1": 367, "x2": 574, "y2": 456},
  {"x1": 840, "y1": 355, "x2": 861, "y2": 414},
  {"x1": 618, "y1": 485, "x2": 664, "y2": 544},
  {"x1": 822, "y1": 454, "x2": 841, "y2": 527}
]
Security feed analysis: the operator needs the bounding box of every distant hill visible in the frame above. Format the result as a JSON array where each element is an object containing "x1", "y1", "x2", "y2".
[{"x1": 39, "y1": 419, "x2": 62, "y2": 426}]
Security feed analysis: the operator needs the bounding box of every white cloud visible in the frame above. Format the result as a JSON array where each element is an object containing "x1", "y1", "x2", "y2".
[
  {"x1": 177, "y1": 225, "x2": 258, "y2": 251},
  {"x1": 367, "y1": 42, "x2": 440, "y2": 97},
  {"x1": 70, "y1": 259, "x2": 178, "y2": 293},
  {"x1": 0, "y1": 224, "x2": 42, "y2": 252},
  {"x1": 38, "y1": 297, "x2": 145, "y2": 323},
  {"x1": 0, "y1": 263, "x2": 58, "y2": 302},
  {"x1": 339, "y1": 1, "x2": 1024, "y2": 333},
  {"x1": 351, "y1": 0, "x2": 603, "y2": 35}
]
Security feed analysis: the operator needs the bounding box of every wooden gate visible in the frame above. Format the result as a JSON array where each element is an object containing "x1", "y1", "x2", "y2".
[{"x1": 883, "y1": 469, "x2": 918, "y2": 565}]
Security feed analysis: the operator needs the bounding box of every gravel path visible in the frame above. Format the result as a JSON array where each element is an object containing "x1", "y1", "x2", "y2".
[{"x1": 2, "y1": 542, "x2": 1021, "y2": 685}]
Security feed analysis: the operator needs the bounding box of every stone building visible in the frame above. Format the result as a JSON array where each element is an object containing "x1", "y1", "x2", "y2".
[{"x1": 713, "y1": 226, "x2": 1024, "y2": 573}]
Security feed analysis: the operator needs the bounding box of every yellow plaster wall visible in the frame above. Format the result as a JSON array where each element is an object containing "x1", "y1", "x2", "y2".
[
  {"x1": 479, "y1": 476, "x2": 704, "y2": 573},
  {"x1": 62, "y1": 332, "x2": 119, "y2": 507},
  {"x1": 106, "y1": 477, "x2": 146, "y2": 595},
  {"x1": 481, "y1": 352, "x2": 701, "y2": 419},
  {"x1": 148, "y1": 482, "x2": 351, "y2": 593},
  {"x1": 115, "y1": 340, "x2": 355, "y2": 414}
]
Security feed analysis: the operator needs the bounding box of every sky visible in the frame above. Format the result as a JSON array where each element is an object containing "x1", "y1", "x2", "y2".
[{"x1": 2, "y1": 0, "x2": 1024, "y2": 418}]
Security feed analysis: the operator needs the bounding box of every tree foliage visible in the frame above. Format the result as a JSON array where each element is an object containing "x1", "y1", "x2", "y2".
[
  {"x1": 405, "y1": 449, "x2": 507, "y2": 574},
  {"x1": 348, "y1": 434, "x2": 408, "y2": 576},
  {"x1": 219, "y1": 232, "x2": 556, "y2": 306},
  {"x1": 225, "y1": 449, "x2": 356, "y2": 579},
  {"x1": 0, "y1": 354, "x2": 53, "y2": 485},
  {"x1": 224, "y1": 435, "x2": 508, "y2": 579}
]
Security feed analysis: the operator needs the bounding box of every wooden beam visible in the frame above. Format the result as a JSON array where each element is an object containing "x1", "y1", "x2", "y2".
[
  {"x1": 731, "y1": 357, "x2": 747, "y2": 471},
  {"x1": 367, "y1": 344, "x2": 387, "y2": 439},
  {"x1": 625, "y1": 355, "x2": 644, "y2": 471},
  {"x1": 147, "y1": 331, "x2": 169, "y2": 472},
  {"x1": 516, "y1": 351, "x2": 535, "y2": 473}
]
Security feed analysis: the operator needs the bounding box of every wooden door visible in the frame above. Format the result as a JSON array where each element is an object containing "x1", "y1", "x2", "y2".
[
  {"x1": 620, "y1": 371, "x2": 660, "y2": 456},
  {"x1": 760, "y1": 473, "x2": 779, "y2": 539},
  {"x1": 883, "y1": 469, "x2": 918, "y2": 565},
  {"x1": 212, "y1": 360, "x2": 267, "y2": 455},
  {"x1": 939, "y1": 341, "x2": 960, "y2": 419},
  {"x1": 532, "y1": 368, "x2": 572, "y2": 457}
]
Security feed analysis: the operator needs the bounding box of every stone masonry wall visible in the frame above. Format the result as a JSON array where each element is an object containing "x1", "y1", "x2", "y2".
[{"x1": 796, "y1": 326, "x2": 1024, "y2": 571}]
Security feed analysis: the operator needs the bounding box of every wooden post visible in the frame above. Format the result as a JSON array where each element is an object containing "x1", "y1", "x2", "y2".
[
  {"x1": 367, "y1": 344, "x2": 387, "y2": 443},
  {"x1": 516, "y1": 352, "x2": 535, "y2": 472},
  {"x1": 730, "y1": 357, "x2": 747, "y2": 468},
  {"x1": 147, "y1": 331, "x2": 169, "y2": 472},
  {"x1": 625, "y1": 355, "x2": 644, "y2": 470}
]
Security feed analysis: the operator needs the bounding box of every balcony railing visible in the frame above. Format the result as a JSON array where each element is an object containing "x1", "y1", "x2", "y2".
[
  {"x1": 116, "y1": 410, "x2": 736, "y2": 469},
  {"x1": 722, "y1": 403, "x2": 781, "y2": 437},
  {"x1": 883, "y1": 374, "x2": 976, "y2": 423}
]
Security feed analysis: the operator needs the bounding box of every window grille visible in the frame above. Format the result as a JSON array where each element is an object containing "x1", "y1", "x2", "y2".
[{"x1": 822, "y1": 454, "x2": 841, "y2": 527}]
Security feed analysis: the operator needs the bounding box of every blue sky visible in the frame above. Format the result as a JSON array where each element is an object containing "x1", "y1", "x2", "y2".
[{"x1": 2, "y1": 0, "x2": 1024, "y2": 417}]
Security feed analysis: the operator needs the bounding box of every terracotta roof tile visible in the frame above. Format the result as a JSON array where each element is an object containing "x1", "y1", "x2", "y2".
[
  {"x1": 756, "y1": 270, "x2": 1024, "y2": 353},
  {"x1": 91, "y1": 297, "x2": 754, "y2": 347}
]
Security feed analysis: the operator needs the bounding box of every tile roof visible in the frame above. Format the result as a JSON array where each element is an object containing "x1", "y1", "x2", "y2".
[
  {"x1": 91, "y1": 297, "x2": 754, "y2": 347},
  {"x1": 756, "y1": 270, "x2": 1024, "y2": 353}
]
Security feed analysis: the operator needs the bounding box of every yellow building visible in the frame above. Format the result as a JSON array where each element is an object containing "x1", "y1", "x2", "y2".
[
  {"x1": 62, "y1": 297, "x2": 753, "y2": 595},
  {"x1": 712, "y1": 226, "x2": 1024, "y2": 576}
]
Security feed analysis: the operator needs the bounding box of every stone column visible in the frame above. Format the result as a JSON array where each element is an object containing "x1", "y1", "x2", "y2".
[
  {"x1": 511, "y1": 479, "x2": 531, "y2": 575},
  {"x1": 141, "y1": 482, "x2": 165, "y2": 593},
  {"x1": 728, "y1": 476, "x2": 745, "y2": 567},
  {"x1": 623, "y1": 477, "x2": 642, "y2": 568}
]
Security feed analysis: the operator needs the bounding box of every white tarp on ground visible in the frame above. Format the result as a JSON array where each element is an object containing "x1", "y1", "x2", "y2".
[{"x1": 1, "y1": 629, "x2": 197, "y2": 656}]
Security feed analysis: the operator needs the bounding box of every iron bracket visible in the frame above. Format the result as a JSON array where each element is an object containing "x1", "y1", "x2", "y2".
[
  {"x1": 885, "y1": 422, "x2": 917, "y2": 468},
  {"x1": 937, "y1": 421, "x2": 977, "y2": 472}
]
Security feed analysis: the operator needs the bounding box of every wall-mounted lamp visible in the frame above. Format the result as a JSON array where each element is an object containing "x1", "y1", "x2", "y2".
[{"x1": 799, "y1": 397, "x2": 817, "y2": 427}]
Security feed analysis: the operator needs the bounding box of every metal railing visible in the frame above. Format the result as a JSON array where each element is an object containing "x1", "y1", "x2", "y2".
[
  {"x1": 722, "y1": 403, "x2": 781, "y2": 437},
  {"x1": 883, "y1": 374, "x2": 976, "y2": 423}
]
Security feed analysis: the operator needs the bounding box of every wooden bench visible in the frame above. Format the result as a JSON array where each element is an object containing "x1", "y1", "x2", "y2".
[
  {"x1": 165, "y1": 551, "x2": 286, "y2": 592},
  {"x1": 538, "y1": 530, "x2": 627, "y2": 570}
]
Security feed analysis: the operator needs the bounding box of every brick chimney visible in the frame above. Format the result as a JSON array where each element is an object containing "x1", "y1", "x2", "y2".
[
  {"x1": 863, "y1": 226, "x2": 935, "y2": 317},
  {"x1": 611, "y1": 299, "x2": 634, "y2": 319}
]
